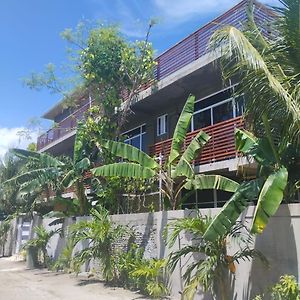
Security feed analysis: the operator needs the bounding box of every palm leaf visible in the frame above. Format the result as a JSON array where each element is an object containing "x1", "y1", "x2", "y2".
[
  {"x1": 203, "y1": 179, "x2": 262, "y2": 242},
  {"x1": 251, "y1": 167, "x2": 288, "y2": 234},
  {"x1": 92, "y1": 163, "x2": 156, "y2": 179},
  {"x1": 184, "y1": 174, "x2": 239, "y2": 193},
  {"x1": 100, "y1": 140, "x2": 159, "y2": 169},
  {"x1": 168, "y1": 94, "x2": 195, "y2": 165},
  {"x1": 211, "y1": 26, "x2": 300, "y2": 143},
  {"x1": 173, "y1": 131, "x2": 210, "y2": 178}
]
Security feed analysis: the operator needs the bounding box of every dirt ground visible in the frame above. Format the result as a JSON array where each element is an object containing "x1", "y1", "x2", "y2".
[{"x1": 0, "y1": 257, "x2": 153, "y2": 300}]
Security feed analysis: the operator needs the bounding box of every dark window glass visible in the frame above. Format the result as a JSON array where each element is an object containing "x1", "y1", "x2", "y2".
[
  {"x1": 193, "y1": 109, "x2": 211, "y2": 130},
  {"x1": 125, "y1": 127, "x2": 141, "y2": 139},
  {"x1": 216, "y1": 190, "x2": 233, "y2": 207},
  {"x1": 196, "y1": 190, "x2": 215, "y2": 209},
  {"x1": 194, "y1": 89, "x2": 232, "y2": 111},
  {"x1": 130, "y1": 136, "x2": 140, "y2": 149},
  {"x1": 213, "y1": 101, "x2": 233, "y2": 124}
]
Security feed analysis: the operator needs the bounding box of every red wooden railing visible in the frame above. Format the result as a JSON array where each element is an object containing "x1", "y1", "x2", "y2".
[
  {"x1": 37, "y1": 0, "x2": 274, "y2": 151},
  {"x1": 149, "y1": 116, "x2": 245, "y2": 165}
]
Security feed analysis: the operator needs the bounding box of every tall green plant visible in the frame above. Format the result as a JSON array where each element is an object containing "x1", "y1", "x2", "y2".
[
  {"x1": 203, "y1": 128, "x2": 291, "y2": 241},
  {"x1": 92, "y1": 95, "x2": 239, "y2": 210},
  {"x1": 203, "y1": 0, "x2": 300, "y2": 240},
  {"x1": 165, "y1": 214, "x2": 266, "y2": 300},
  {"x1": 24, "y1": 225, "x2": 60, "y2": 267},
  {"x1": 70, "y1": 207, "x2": 126, "y2": 281}
]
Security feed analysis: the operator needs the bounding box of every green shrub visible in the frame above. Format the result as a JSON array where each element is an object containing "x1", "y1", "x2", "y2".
[
  {"x1": 52, "y1": 237, "x2": 76, "y2": 273},
  {"x1": 131, "y1": 257, "x2": 169, "y2": 298},
  {"x1": 70, "y1": 206, "x2": 126, "y2": 281},
  {"x1": 24, "y1": 225, "x2": 60, "y2": 267},
  {"x1": 254, "y1": 275, "x2": 300, "y2": 300}
]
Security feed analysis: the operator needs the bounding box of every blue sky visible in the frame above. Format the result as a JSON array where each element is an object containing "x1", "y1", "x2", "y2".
[{"x1": 0, "y1": 0, "x2": 277, "y2": 156}]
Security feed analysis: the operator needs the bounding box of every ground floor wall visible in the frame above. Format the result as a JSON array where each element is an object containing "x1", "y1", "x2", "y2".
[{"x1": 4, "y1": 203, "x2": 300, "y2": 300}]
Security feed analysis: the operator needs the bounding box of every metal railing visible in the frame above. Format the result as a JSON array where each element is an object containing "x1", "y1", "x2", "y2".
[{"x1": 37, "y1": 0, "x2": 274, "y2": 151}]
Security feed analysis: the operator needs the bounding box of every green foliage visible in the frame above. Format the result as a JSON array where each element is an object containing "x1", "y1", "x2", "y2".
[
  {"x1": 0, "y1": 216, "x2": 12, "y2": 255},
  {"x1": 24, "y1": 225, "x2": 60, "y2": 267},
  {"x1": 52, "y1": 237, "x2": 76, "y2": 273},
  {"x1": 70, "y1": 207, "x2": 126, "y2": 281},
  {"x1": 203, "y1": 126, "x2": 293, "y2": 241},
  {"x1": 93, "y1": 95, "x2": 239, "y2": 210},
  {"x1": 254, "y1": 275, "x2": 300, "y2": 300},
  {"x1": 165, "y1": 214, "x2": 266, "y2": 300},
  {"x1": 204, "y1": 0, "x2": 300, "y2": 240},
  {"x1": 130, "y1": 258, "x2": 169, "y2": 298}
]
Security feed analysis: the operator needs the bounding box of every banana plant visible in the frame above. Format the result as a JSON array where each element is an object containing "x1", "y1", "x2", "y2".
[
  {"x1": 92, "y1": 95, "x2": 239, "y2": 210},
  {"x1": 203, "y1": 128, "x2": 292, "y2": 241},
  {"x1": 6, "y1": 123, "x2": 92, "y2": 215}
]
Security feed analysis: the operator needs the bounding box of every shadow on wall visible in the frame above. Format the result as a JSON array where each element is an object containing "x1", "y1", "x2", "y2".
[{"x1": 244, "y1": 204, "x2": 298, "y2": 299}]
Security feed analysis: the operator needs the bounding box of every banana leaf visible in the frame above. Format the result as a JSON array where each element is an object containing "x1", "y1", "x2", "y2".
[
  {"x1": 235, "y1": 129, "x2": 276, "y2": 166},
  {"x1": 203, "y1": 179, "x2": 262, "y2": 241},
  {"x1": 92, "y1": 162, "x2": 156, "y2": 179},
  {"x1": 184, "y1": 175, "x2": 239, "y2": 193},
  {"x1": 168, "y1": 95, "x2": 195, "y2": 165},
  {"x1": 12, "y1": 148, "x2": 64, "y2": 167},
  {"x1": 101, "y1": 140, "x2": 159, "y2": 169},
  {"x1": 173, "y1": 131, "x2": 210, "y2": 178},
  {"x1": 251, "y1": 167, "x2": 288, "y2": 234},
  {"x1": 75, "y1": 157, "x2": 90, "y2": 172}
]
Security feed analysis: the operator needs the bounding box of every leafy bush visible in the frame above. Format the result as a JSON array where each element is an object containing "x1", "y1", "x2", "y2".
[
  {"x1": 116, "y1": 243, "x2": 145, "y2": 289},
  {"x1": 131, "y1": 257, "x2": 169, "y2": 298},
  {"x1": 70, "y1": 206, "x2": 126, "y2": 281},
  {"x1": 52, "y1": 237, "x2": 76, "y2": 273},
  {"x1": 254, "y1": 275, "x2": 300, "y2": 300},
  {"x1": 24, "y1": 225, "x2": 60, "y2": 267}
]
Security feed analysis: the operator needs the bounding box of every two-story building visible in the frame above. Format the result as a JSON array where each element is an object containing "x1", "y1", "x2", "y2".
[{"x1": 37, "y1": 0, "x2": 275, "y2": 209}]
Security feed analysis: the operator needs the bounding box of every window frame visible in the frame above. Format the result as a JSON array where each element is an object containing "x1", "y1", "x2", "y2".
[
  {"x1": 123, "y1": 124, "x2": 146, "y2": 151},
  {"x1": 191, "y1": 85, "x2": 244, "y2": 132},
  {"x1": 156, "y1": 114, "x2": 168, "y2": 136}
]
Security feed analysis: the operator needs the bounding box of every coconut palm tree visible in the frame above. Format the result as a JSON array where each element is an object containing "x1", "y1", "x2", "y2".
[
  {"x1": 92, "y1": 95, "x2": 239, "y2": 210},
  {"x1": 202, "y1": 0, "x2": 300, "y2": 241}
]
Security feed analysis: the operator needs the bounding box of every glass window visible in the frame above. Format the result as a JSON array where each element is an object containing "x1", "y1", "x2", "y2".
[
  {"x1": 193, "y1": 109, "x2": 211, "y2": 130},
  {"x1": 124, "y1": 125, "x2": 146, "y2": 151},
  {"x1": 194, "y1": 89, "x2": 232, "y2": 111},
  {"x1": 213, "y1": 101, "x2": 233, "y2": 124},
  {"x1": 157, "y1": 114, "x2": 167, "y2": 136}
]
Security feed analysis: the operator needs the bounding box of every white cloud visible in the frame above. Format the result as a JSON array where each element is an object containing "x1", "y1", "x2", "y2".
[{"x1": 0, "y1": 127, "x2": 38, "y2": 160}]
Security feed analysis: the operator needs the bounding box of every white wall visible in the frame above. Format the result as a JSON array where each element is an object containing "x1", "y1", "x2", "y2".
[{"x1": 9, "y1": 203, "x2": 300, "y2": 300}]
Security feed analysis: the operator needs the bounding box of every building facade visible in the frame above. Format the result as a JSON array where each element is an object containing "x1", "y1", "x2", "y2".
[{"x1": 36, "y1": 0, "x2": 275, "y2": 208}]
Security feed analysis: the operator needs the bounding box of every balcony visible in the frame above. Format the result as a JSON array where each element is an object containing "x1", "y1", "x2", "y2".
[
  {"x1": 37, "y1": 102, "x2": 90, "y2": 151},
  {"x1": 37, "y1": 0, "x2": 273, "y2": 151},
  {"x1": 149, "y1": 116, "x2": 244, "y2": 165}
]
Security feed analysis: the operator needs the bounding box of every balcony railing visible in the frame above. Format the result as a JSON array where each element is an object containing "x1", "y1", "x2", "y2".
[
  {"x1": 37, "y1": 102, "x2": 90, "y2": 150},
  {"x1": 149, "y1": 116, "x2": 244, "y2": 165},
  {"x1": 37, "y1": 0, "x2": 273, "y2": 151}
]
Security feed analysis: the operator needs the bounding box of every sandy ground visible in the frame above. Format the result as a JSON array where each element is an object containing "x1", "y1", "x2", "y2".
[{"x1": 0, "y1": 257, "x2": 153, "y2": 300}]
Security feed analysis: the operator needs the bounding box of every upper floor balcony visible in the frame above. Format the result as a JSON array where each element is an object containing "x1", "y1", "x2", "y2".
[
  {"x1": 37, "y1": 0, "x2": 274, "y2": 152},
  {"x1": 149, "y1": 116, "x2": 245, "y2": 167}
]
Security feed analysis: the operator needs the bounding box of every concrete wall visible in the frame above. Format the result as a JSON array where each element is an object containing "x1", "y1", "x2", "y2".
[{"x1": 6, "y1": 203, "x2": 300, "y2": 299}]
